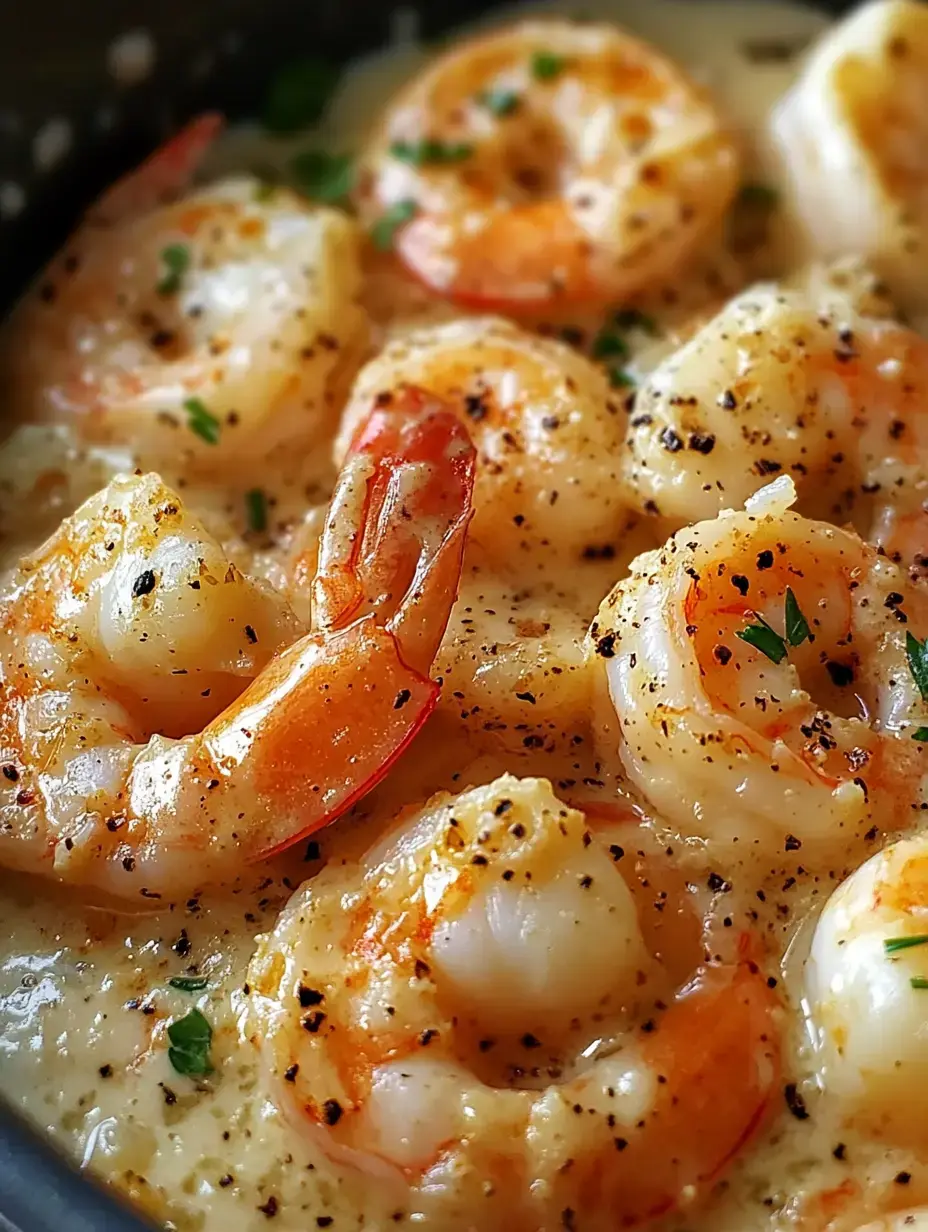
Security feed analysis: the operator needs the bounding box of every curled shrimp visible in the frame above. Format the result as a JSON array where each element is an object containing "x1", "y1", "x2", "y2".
[
  {"x1": 337, "y1": 316, "x2": 632, "y2": 570},
  {"x1": 0, "y1": 390, "x2": 474, "y2": 899},
  {"x1": 0, "y1": 116, "x2": 368, "y2": 478},
  {"x1": 590, "y1": 476, "x2": 928, "y2": 860},
  {"x1": 246, "y1": 774, "x2": 780, "y2": 1231},
  {"x1": 772, "y1": 0, "x2": 928, "y2": 314},
  {"x1": 622, "y1": 274, "x2": 928, "y2": 574},
  {"x1": 356, "y1": 19, "x2": 739, "y2": 311}
]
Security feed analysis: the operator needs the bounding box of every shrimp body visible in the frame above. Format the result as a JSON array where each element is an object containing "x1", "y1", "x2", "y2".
[
  {"x1": 773, "y1": 0, "x2": 928, "y2": 313},
  {"x1": 590, "y1": 477, "x2": 928, "y2": 858},
  {"x1": 622, "y1": 277, "x2": 928, "y2": 572},
  {"x1": 247, "y1": 775, "x2": 780, "y2": 1230},
  {"x1": 337, "y1": 316, "x2": 631, "y2": 569},
  {"x1": 2, "y1": 119, "x2": 368, "y2": 477},
  {"x1": 0, "y1": 390, "x2": 474, "y2": 899},
  {"x1": 357, "y1": 20, "x2": 739, "y2": 310}
]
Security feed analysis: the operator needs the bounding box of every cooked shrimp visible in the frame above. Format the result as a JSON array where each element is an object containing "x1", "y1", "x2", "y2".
[
  {"x1": 0, "y1": 390, "x2": 474, "y2": 899},
  {"x1": 772, "y1": 0, "x2": 928, "y2": 314},
  {"x1": 622, "y1": 274, "x2": 928, "y2": 574},
  {"x1": 356, "y1": 19, "x2": 739, "y2": 311},
  {"x1": 337, "y1": 316, "x2": 633, "y2": 570},
  {"x1": 590, "y1": 477, "x2": 928, "y2": 859},
  {"x1": 0, "y1": 117, "x2": 368, "y2": 478},
  {"x1": 247, "y1": 775, "x2": 780, "y2": 1231},
  {"x1": 808, "y1": 834, "x2": 928, "y2": 1147}
]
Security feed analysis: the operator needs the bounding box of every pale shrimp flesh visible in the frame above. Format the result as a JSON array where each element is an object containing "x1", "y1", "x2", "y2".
[
  {"x1": 0, "y1": 389, "x2": 475, "y2": 899},
  {"x1": 356, "y1": 20, "x2": 739, "y2": 310},
  {"x1": 0, "y1": 116, "x2": 368, "y2": 478},
  {"x1": 590, "y1": 477, "x2": 928, "y2": 861},
  {"x1": 247, "y1": 775, "x2": 780, "y2": 1231}
]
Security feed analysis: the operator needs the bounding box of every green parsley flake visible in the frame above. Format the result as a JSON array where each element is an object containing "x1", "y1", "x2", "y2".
[
  {"x1": 592, "y1": 329, "x2": 630, "y2": 362},
  {"x1": 167, "y1": 1007, "x2": 213, "y2": 1076},
  {"x1": 478, "y1": 88, "x2": 521, "y2": 117},
  {"x1": 263, "y1": 58, "x2": 340, "y2": 134},
  {"x1": 885, "y1": 935, "x2": 928, "y2": 955},
  {"x1": 246, "y1": 488, "x2": 268, "y2": 534},
  {"x1": 911, "y1": 977, "x2": 928, "y2": 990},
  {"x1": 390, "y1": 139, "x2": 474, "y2": 166},
  {"x1": 913, "y1": 726, "x2": 928, "y2": 742},
  {"x1": 531, "y1": 50, "x2": 567, "y2": 80},
  {"x1": 736, "y1": 617, "x2": 787, "y2": 664},
  {"x1": 157, "y1": 244, "x2": 190, "y2": 296},
  {"x1": 784, "y1": 587, "x2": 811, "y2": 647},
  {"x1": 371, "y1": 199, "x2": 419, "y2": 252},
  {"x1": 906, "y1": 631, "x2": 928, "y2": 701},
  {"x1": 168, "y1": 976, "x2": 209, "y2": 992},
  {"x1": 290, "y1": 151, "x2": 355, "y2": 204},
  {"x1": 184, "y1": 397, "x2": 221, "y2": 445},
  {"x1": 607, "y1": 366, "x2": 636, "y2": 390},
  {"x1": 738, "y1": 182, "x2": 779, "y2": 208}
]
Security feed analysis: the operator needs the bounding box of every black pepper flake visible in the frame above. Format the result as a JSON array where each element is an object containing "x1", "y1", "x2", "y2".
[
  {"x1": 784, "y1": 834, "x2": 802, "y2": 852},
  {"x1": 160, "y1": 1083, "x2": 177, "y2": 1106},
  {"x1": 131, "y1": 570, "x2": 157, "y2": 598},
  {"x1": 731, "y1": 574, "x2": 749, "y2": 596},
  {"x1": 393, "y1": 688, "x2": 412, "y2": 709},
  {"x1": 2, "y1": 765, "x2": 18, "y2": 781},
  {"x1": 825, "y1": 660, "x2": 855, "y2": 688},
  {"x1": 660, "y1": 426, "x2": 684, "y2": 453},
  {"x1": 688, "y1": 432, "x2": 716, "y2": 455},
  {"x1": 832, "y1": 1142, "x2": 847, "y2": 1161},
  {"x1": 784, "y1": 1083, "x2": 809, "y2": 1120},
  {"x1": 713, "y1": 644, "x2": 733, "y2": 666},
  {"x1": 895, "y1": 1171, "x2": 912, "y2": 1185},
  {"x1": 302, "y1": 1011, "x2": 327, "y2": 1033},
  {"x1": 98, "y1": 1064, "x2": 113, "y2": 1078},
  {"x1": 244, "y1": 624, "x2": 258, "y2": 644},
  {"x1": 322, "y1": 1099, "x2": 343, "y2": 1125},
  {"x1": 516, "y1": 690, "x2": 536, "y2": 704},
  {"x1": 707, "y1": 871, "x2": 731, "y2": 893},
  {"x1": 418, "y1": 1028, "x2": 437, "y2": 1046},
  {"x1": 317, "y1": 1220, "x2": 334, "y2": 1229},
  {"x1": 494, "y1": 799, "x2": 513, "y2": 816},
  {"x1": 284, "y1": 1064, "x2": 299, "y2": 1082},
  {"x1": 219, "y1": 1174, "x2": 234, "y2": 1187},
  {"x1": 719, "y1": 389, "x2": 737, "y2": 410},
  {"x1": 756, "y1": 550, "x2": 774, "y2": 570},
  {"x1": 521, "y1": 1033, "x2": 542, "y2": 1049},
  {"x1": 304, "y1": 840, "x2": 321, "y2": 862},
  {"x1": 463, "y1": 392, "x2": 489, "y2": 421},
  {"x1": 258, "y1": 1196, "x2": 279, "y2": 1218},
  {"x1": 595, "y1": 632, "x2": 616, "y2": 658},
  {"x1": 298, "y1": 985, "x2": 324, "y2": 1007},
  {"x1": 609, "y1": 844, "x2": 624, "y2": 861}
]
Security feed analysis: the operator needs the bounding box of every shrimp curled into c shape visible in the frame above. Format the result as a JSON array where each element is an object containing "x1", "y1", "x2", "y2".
[
  {"x1": 247, "y1": 775, "x2": 781, "y2": 1231},
  {"x1": 0, "y1": 388, "x2": 475, "y2": 901},
  {"x1": 357, "y1": 19, "x2": 739, "y2": 311}
]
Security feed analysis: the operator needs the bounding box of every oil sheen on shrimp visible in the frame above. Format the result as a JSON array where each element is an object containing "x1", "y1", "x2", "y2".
[
  {"x1": 773, "y1": 0, "x2": 928, "y2": 313},
  {"x1": 0, "y1": 117, "x2": 368, "y2": 478},
  {"x1": 336, "y1": 316, "x2": 633, "y2": 570},
  {"x1": 356, "y1": 19, "x2": 739, "y2": 310},
  {"x1": 0, "y1": 390, "x2": 474, "y2": 899},
  {"x1": 246, "y1": 775, "x2": 780, "y2": 1231},
  {"x1": 590, "y1": 477, "x2": 928, "y2": 860},
  {"x1": 621, "y1": 274, "x2": 928, "y2": 573}
]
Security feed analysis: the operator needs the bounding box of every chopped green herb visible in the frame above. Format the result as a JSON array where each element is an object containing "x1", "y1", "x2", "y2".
[
  {"x1": 168, "y1": 976, "x2": 209, "y2": 992},
  {"x1": 913, "y1": 726, "x2": 928, "y2": 741},
  {"x1": 784, "y1": 587, "x2": 811, "y2": 647},
  {"x1": 263, "y1": 57, "x2": 340, "y2": 134},
  {"x1": 531, "y1": 50, "x2": 567, "y2": 80},
  {"x1": 290, "y1": 151, "x2": 355, "y2": 204},
  {"x1": 478, "y1": 88, "x2": 521, "y2": 117},
  {"x1": 390, "y1": 139, "x2": 474, "y2": 166},
  {"x1": 592, "y1": 329, "x2": 630, "y2": 362},
  {"x1": 736, "y1": 617, "x2": 787, "y2": 664},
  {"x1": 911, "y1": 977, "x2": 928, "y2": 990},
  {"x1": 371, "y1": 199, "x2": 419, "y2": 252},
  {"x1": 245, "y1": 488, "x2": 268, "y2": 534},
  {"x1": 184, "y1": 397, "x2": 221, "y2": 446},
  {"x1": 885, "y1": 935, "x2": 928, "y2": 955},
  {"x1": 167, "y1": 1007, "x2": 213, "y2": 1076},
  {"x1": 157, "y1": 244, "x2": 190, "y2": 296},
  {"x1": 906, "y1": 631, "x2": 928, "y2": 701},
  {"x1": 613, "y1": 308, "x2": 657, "y2": 335},
  {"x1": 607, "y1": 366, "x2": 636, "y2": 389},
  {"x1": 738, "y1": 182, "x2": 779, "y2": 208}
]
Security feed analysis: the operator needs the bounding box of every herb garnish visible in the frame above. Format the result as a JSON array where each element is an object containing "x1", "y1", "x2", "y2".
[
  {"x1": 263, "y1": 57, "x2": 340, "y2": 134},
  {"x1": 168, "y1": 976, "x2": 209, "y2": 992},
  {"x1": 784, "y1": 587, "x2": 811, "y2": 647},
  {"x1": 906, "y1": 631, "x2": 928, "y2": 701},
  {"x1": 736, "y1": 616, "x2": 787, "y2": 665},
  {"x1": 911, "y1": 977, "x2": 928, "y2": 990},
  {"x1": 592, "y1": 329, "x2": 630, "y2": 362},
  {"x1": 167, "y1": 1007, "x2": 213, "y2": 1076},
  {"x1": 370, "y1": 199, "x2": 419, "y2": 252},
  {"x1": 478, "y1": 88, "x2": 521, "y2": 117},
  {"x1": 390, "y1": 139, "x2": 474, "y2": 166},
  {"x1": 245, "y1": 488, "x2": 268, "y2": 534},
  {"x1": 290, "y1": 151, "x2": 355, "y2": 204},
  {"x1": 157, "y1": 244, "x2": 190, "y2": 296},
  {"x1": 885, "y1": 935, "x2": 928, "y2": 955},
  {"x1": 531, "y1": 50, "x2": 567, "y2": 80},
  {"x1": 913, "y1": 726, "x2": 928, "y2": 742},
  {"x1": 184, "y1": 397, "x2": 221, "y2": 445}
]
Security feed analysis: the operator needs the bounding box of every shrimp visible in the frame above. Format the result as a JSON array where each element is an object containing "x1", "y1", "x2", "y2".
[
  {"x1": 772, "y1": 0, "x2": 928, "y2": 314},
  {"x1": 808, "y1": 834, "x2": 928, "y2": 1148},
  {"x1": 246, "y1": 775, "x2": 780, "y2": 1231},
  {"x1": 0, "y1": 390, "x2": 475, "y2": 899},
  {"x1": 0, "y1": 116, "x2": 368, "y2": 478},
  {"x1": 336, "y1": 316, "x2": 633, "y2": 570},
  {"x1": 356, "y1": 19, "x2": 740, "y2": 311},
  {"x1": 589, "y1": 476, "x2": 928, "y2": 860},
  {"x1": 621, "y1": 273, "x2": 928, "y2": 575}
]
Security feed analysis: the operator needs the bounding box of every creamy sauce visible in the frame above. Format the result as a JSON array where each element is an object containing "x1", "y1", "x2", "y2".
[{"x1": 0, "y1": 1, "x2": 923, "y2": 1230}]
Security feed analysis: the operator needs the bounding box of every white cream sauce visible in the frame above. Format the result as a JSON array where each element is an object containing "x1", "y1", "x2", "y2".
[{"x1": 1, "y1": 1, "x2": 920, "y2": 1230}]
